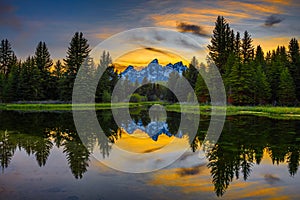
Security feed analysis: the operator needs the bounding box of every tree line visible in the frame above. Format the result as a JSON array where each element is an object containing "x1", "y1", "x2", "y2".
[
  {"x1": 0, "y1": 16, "x2": 299, "y2": 105},
  {"x1": 0, "y1": 32, "x2": 119, "y2": 102},
  {"x1": 205, "y1": 16, "x2": 300, "y2": 105}
]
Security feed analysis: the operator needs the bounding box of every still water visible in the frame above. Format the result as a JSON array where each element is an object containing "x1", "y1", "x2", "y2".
[{"x1": 1, "y1": 108, "x2": 300, "y2": 199}]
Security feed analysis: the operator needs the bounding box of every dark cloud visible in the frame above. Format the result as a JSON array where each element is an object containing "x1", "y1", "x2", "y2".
[
  {"x1": 177, "y1": 164, "x2": 205, "y2": 177},
  {"x1": 0, "y1": 0, "x2": 21, "y2": 30},
  {"x1": 142, "y1": 46, "x2": 172, "y2": 56},
  {"x1": 176, "y1": 22, "x2": 209, "y2": 37},
  {"x1": 142, "y1": 146, "x2": 164, "y2": 153},
  {"x1": 264, "y1": 14, "x2": 284, "y2": 27},
  {"x1": 264, "y1": 174, "x2": 281, "y2": 185}
]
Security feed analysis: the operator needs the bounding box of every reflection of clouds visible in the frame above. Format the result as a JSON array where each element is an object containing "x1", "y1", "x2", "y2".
[
  {"x1": 149, "y1": 166, "x2": 289, "y2": 199},
  {"x1": 264, "y1": 174, "x2": 281, "y2": 185},
  {"x1": 147, "y1": 150, "x2": 296, "y2": 199},
  {"x1": 177, "y1": 164, "x2": 206, "y2": 176}
]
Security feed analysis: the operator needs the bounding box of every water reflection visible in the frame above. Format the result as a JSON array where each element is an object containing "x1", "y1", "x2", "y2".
[{"x1": 0, "y1": 110, "x2": 300, "y2": 197}]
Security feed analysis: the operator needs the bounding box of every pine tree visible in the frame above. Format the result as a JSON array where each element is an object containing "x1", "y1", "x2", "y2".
[
  {"x1": 0, "y1": 39, "x2": 16, "y2": 77},
  {"x1": 227, "y1": 61, "x2": 255, "y2": 105},
  {"x1": 34, "y1": 41, "x2": 53, "y2": 73},
  {"x1": 18, "y1": 57, "x2": 42, "y2": 100},
  {"x1": 208, "y1": 16, "x2": 232, "y2": 74},
  {"x1": 241, "y1": 31, "x2": 254, "y2": 64},
  {"x1": 234, "y1": 32, "x2": 241, "y2": 59},
  {"x1": 255, "y1": 45, "x2": 265, "y2": 68},
  {"x1": 183, "y1": 56, "x2": 199, "y2": 89},
  {"x1": 96, "y1": 51, "x2": 116, "y2": 102},
  {"x1": 34, "y1": 41, "x2": 53, "y2": 99},
  {"x1": 288, "y1": 38, "x2": 300, "y2": 100},
  {"x1": 53, "y1": 60, "x2": 63, "y2": 79},
  {"x1": 61, "y1": 32, "x2": 90, "y2": 101},
  {"x1": 74, "y1": 56, "x2": 96, "y2": 103},
  {"x1": 278, "y1": 67, "x2": 296, "y2": 105}
]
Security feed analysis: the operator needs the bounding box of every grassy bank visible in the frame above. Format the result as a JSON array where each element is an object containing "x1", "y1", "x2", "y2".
[
  {"x1": 166, "y1": 104, "x2": 300, "y2": 120},
  {"x1": 1, "y1": 102, "x2": 300, "y2": 120},
  {"x1": 0, "y1": 102, "x2": 163, "y2": 111}
]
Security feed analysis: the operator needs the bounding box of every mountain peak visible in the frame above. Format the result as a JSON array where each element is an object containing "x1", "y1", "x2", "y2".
[{"x1": 150, "y1": 58, "x2": 159, "y2": 64}]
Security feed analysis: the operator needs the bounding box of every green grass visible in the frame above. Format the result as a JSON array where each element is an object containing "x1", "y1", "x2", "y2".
[
  {"x1": 165, "y1": 104, "x2": 300, "y2": 120},
  {"x1": 1, "y1": 102, "x2": 300, "y2": 120},
  {"x1": 0, "y1": 101, "x2": 164, "y2": 111}
]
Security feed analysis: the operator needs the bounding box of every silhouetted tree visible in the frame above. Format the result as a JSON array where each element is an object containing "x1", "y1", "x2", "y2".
[
  {"x1": 208, "y1": 16, "x2": 233, "y2": 74},
  {"x1": 61, "y1": 32, "x2": 90, "y2": 100}
]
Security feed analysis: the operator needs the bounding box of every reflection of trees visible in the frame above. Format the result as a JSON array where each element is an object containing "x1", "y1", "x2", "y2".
[
  {"x1": 0, "y1": 110, "x2": 119, "y2": 179},
  {"x1": 63, "y1": 138, "x2": 90, "y2": 179},
  {"x1": 33, "y1": 136, "x2": 53, "y2": 167},
  {"x1": 0, "y1": 130, "x2": 16, "y2": 171},
  {"x1": 287, "y1": 147, "x2": 300, "y2": 177},
  {"x1": 97, "y1": 110, "x2": 120, "y2": 158},
  {"x1": 200, "y1": 116, "x2": 300, "y2": 197}
]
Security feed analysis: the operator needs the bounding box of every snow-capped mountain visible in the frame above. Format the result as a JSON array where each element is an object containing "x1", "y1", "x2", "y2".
[{"x1": 120, "y1": 59, "x2": 187, "y2": 83}]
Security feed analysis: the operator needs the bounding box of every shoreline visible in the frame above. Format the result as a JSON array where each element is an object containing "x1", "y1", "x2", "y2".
[{"x1": 0, "y1": 103, "x2": 300, "y2": 120}]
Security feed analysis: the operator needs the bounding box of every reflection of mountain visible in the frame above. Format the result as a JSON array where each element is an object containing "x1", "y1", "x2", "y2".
[
  {"x1": 121, "y1": 119, "x2": 183, "y2": 141},
  {"x1": 120, "y1": 59, "x2": 187, "y2": 82}
]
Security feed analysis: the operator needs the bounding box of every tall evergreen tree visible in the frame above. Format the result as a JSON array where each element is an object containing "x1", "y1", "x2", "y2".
[
  {"x1": 34, "y1": 41, "x2": 53, "y2": 99},
  {"x1": 288, "y1": 38, "x2": 300, "y2": 100},
  {"x1": 34, "y1": 41, "x2": 53, "y2": 73},
  {"x1": 61, "y1": 32, "x2": 90, "y2": 101},
  {"x1": 241, "y1": 31, "x2": 254, "y2": 64},
  {"x1": 255, "y1": 45, "x2": 265, "y2": 68},
  {"x1": 208, "y1": 16, "x2": 232, "y2": 74},
  {"x1": 0, "y1": 39, "x2": 16, "y2": 77},
  {"x1": 234, "y1": 31, "x2": 241, "y2": 59}
]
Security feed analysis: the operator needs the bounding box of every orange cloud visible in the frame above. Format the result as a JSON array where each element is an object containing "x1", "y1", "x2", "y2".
[
  {"x1": 217, "y1": 1, "x2": 282, "y2": 15},
  {"x1": 113, "y1": 47, "x2": 190, "y2": 71},
  {"x1": 181, "y1": 7, "x2": 252, "y2": 20},
  {"x1": 148, "y1": 1, "x2": 286, "y2": 33},
  {"x1": 259, "y1": 0, "x2": 292, "y2": 6}
]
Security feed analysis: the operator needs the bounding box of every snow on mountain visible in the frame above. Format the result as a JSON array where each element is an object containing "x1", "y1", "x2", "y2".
[{"x1": 120, "y1": 59, "x2": 187, "y2": 83}]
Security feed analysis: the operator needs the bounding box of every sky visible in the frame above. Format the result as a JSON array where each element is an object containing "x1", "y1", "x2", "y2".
[{"x1": 0, "y1": 0, "x2": 300, "y2": 66}]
